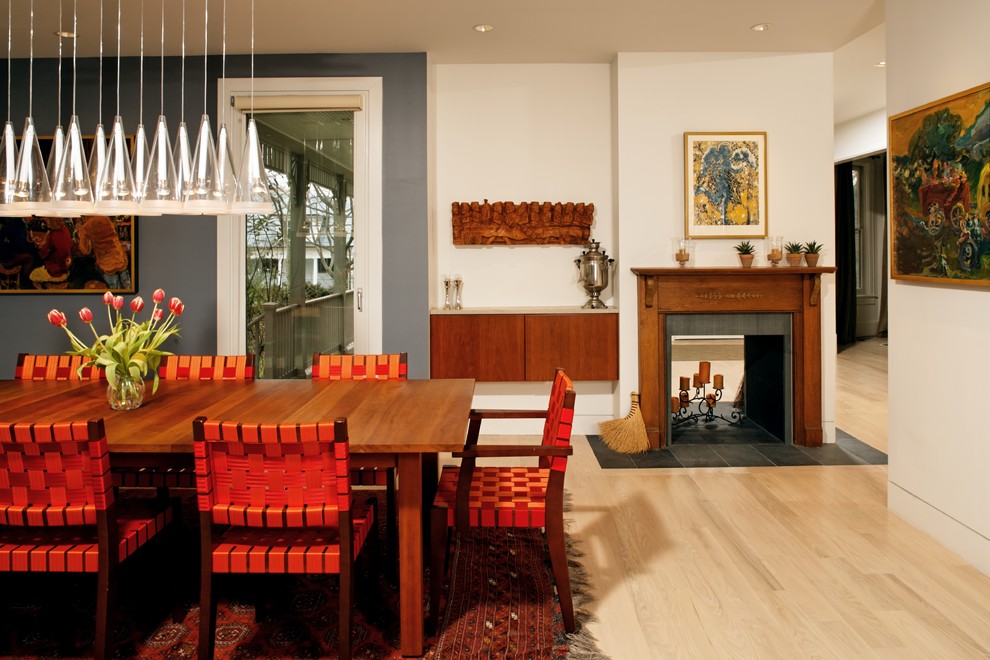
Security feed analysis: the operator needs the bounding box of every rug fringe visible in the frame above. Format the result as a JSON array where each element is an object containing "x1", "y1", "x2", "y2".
[{"x1": 598, "y1": 392, "x2": 650, "y2": 454}]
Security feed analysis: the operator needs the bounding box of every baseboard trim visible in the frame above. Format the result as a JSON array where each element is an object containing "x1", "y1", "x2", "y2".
[{"x1": 889, "y1": 481, "x2": 990, "y2": 576}]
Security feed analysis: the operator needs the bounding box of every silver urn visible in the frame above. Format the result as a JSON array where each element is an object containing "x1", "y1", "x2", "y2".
[{"x1": 575, "y1": 239, "x2": 615, "y2": 309}]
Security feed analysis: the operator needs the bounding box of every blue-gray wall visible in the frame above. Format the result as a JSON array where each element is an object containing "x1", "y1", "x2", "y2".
[{"x1": 0, "y1": 52, "x2": 428, "y2": 378}]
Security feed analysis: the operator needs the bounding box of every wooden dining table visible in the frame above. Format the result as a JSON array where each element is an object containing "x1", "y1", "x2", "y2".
[{"x1": 0, "y1": 376, "x2": 476, "y2": 657}]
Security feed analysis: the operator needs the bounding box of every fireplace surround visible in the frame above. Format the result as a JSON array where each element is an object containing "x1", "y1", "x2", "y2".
[{"x1": 632, "y1": 267, "x2": 835, "y2": 449}]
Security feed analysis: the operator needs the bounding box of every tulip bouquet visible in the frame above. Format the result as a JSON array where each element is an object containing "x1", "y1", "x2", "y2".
[{"x1": 47, "y1": 288, "x2": 184, "y2": 395}]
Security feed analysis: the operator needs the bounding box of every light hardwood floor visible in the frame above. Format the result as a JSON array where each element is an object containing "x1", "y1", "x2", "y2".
[{"x1": 461, "y1": 339, "x2": 990, "y2": 658}]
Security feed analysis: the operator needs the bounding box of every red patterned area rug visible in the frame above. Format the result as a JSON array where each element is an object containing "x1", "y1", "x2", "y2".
[{"x1": 0, "y1": 522, "x2": 602, "y2": 658}]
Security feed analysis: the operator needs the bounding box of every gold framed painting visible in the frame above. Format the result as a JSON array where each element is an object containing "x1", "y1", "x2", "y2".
[
  {"x1": 888, "y1": 81, "x2": 990, "y2": 285},
  {"x1": 684, "y1": 131, "x2": 767, "y2": 239}
]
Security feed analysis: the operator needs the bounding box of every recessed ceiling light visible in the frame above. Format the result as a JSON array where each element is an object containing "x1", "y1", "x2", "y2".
[
  {"x1": 473, "y1": 24, "x2": 494, "y2": 33},
  {"x1": 54, "y1": 30, "x2": 76, "y2": 39},
  {"x1": 750, "y1": 23, "x2": 772, "y2": 32},
  {"x1": 874, "y1": 61, "x2": 887, "y2": 68}
]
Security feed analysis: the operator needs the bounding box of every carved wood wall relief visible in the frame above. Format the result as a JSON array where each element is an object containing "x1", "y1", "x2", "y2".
[{"x1": 451, "y1": 200, "x2": 595, "y2": 245}]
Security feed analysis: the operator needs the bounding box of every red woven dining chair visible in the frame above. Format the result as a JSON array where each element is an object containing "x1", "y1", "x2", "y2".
[
  {"x1": 14, "y1": 352, "x2": 104, "y2": 381},
  {"x1": 429, "y1": 368, "x2": 577, "y2": 633},
  {"x1": 0, "y1": 418, "x2": 177, "y2": 659},
  {"x1": 192, "y1": 416, "x2": 378, "y2": 660},
  {"x1": 312, "y1": 352, "x2": 406, "y2": 577},
  {"x1": 157, "y1": 354, "x2": 255, "y2": 381}
]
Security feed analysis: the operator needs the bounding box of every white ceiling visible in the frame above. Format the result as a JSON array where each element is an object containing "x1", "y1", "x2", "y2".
[{"x1": 7, "y1": 0, "x2": 886, "y2": 124}]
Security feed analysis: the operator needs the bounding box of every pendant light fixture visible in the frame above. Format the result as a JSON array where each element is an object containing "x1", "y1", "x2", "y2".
[
  {"x1": 141, "y1": 0, "x2": 180, "y2": 213},
  {"x1": 173, "y1": 0, "x2": 193, "y2": 204},
  {"x1": 185, "y1": 0, "x2": 226, "y2": 214},
  {"x1": 12, "y1": 0, "x2": 52, "y2": 212},
  {"x1": 232, "y1": 0, "x2": 274, "y2": 214},
  {"x1": 214, "y1": 0, "x2": 238, "y2": 212},
  {"x1": 88, "y1": 0, "x2": 107, "y2": 192},
  {"x1": 45, "y1": 0, "x2": 66, "y2": 208},
  {"x1": 52, "y1": 0, "x2": 95, "y2": 215},
  {"x1": 95, "y1": 0, "x2": 138, "y2": 214},
  {"x1": 0, "y1": 0, "x2": 21, "y2": 216},
  {"x1": 131, "y1": 0, "x2": 158, "y2": 214}
]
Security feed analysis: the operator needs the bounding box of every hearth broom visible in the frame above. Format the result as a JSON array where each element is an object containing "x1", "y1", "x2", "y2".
[{"x1": 599, "y1": 391, "x2": 650, "y2": 453}]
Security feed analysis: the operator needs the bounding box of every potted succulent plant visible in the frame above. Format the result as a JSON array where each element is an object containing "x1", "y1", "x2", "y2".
[
  {"x1": 803, "y1": 241, "x2": 824, "y2": 267},
  {"x1": 785, "y1": 241, "x2": 804, "y2": 267},
  {"x1": 734, "y1": 240, "x2": 756, "y2": 268}
]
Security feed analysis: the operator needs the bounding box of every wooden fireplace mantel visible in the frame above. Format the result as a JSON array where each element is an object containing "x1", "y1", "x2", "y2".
[{"x1": 632, "y1": 266, "x2": 836, "y2": 449}]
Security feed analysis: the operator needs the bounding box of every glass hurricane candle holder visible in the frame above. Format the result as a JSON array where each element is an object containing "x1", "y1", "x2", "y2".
[
  {"x1": 766, "y1": 236, "x2": 783, "y2": 267},
  {"x1": 672, "y1": 238, "x2": 694, "y2": 267}
]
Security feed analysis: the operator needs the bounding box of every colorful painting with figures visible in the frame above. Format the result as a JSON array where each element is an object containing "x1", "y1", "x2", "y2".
[
  {"x1": 684, "y1": 132, "x2": 767, "y2": 239},
  {"x1": 889, "y1": 81, "x2": 990, "y2": 285},
  {"x1": 0, "y1": 215, "x2": 135, "y2": 293}
]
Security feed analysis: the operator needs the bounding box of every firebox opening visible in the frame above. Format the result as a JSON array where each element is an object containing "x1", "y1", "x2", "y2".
[{"x1": 667, "y1": 313, "x2": 793, "y2": 445}]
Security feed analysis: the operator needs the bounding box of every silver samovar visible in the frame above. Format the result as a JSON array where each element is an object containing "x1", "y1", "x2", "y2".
[{"x1": 575, "y1": 239, "x2": 615, "y2": 309}]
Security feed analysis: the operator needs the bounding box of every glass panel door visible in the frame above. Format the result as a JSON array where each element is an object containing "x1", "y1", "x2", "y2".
[{"x1": 245, "y1": 111, "x2": 355, "y2": 378}]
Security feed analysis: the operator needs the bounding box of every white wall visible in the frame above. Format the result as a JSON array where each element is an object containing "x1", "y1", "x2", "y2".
[
  {"x1": 835, "y1": 109, "x2": 887, "y2": 162},
  {"x1": 885, "y1": 0, "x2": 990, "y2": 574},
  {"x1": 614, "y1": 52, "x2": 838, "y2": 442},
  {"x1": 432, "y1": 64, "x2": 615, "y2": 433}
]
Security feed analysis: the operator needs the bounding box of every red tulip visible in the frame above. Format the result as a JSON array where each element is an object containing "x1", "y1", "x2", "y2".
[
  {"x1": 102, "y1": 291, "x2": 114, "y2": 305},
  {"x1": 47, "y1": 309, "x2": 67, "y2": 327},
  {"x1": 168, "y1": 297, "x2": 184, "y2": 314},
  {"x1": 112, "y1": 296, "x2": 125, "y2": 311},
  {"x1": 78, "y1": 307, "x2": 93, "y2": 323},
  {"x1": 152, "y1": 288, "x2": 165, "y2": 303},
  {"x1": 152, "y1": 308, "x2": 163, "y2": 321},
  {"x1": 130, "y1": 296, "x2": 145, "y2": 313}
]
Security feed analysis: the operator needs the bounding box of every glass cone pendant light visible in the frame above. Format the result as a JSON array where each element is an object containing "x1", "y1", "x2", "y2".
[
  {"x1": 89, "y1": 0, "x2": 106, "y2": 194},
  {"x1": 131, "y1": 0, "x2": 158, "y2": 214},
  {"x1": 184, "y1": 0, "x2": 225, "y2": 213},
  {"x1": 95, "y1": 0, "x2": 138, "y2": 215},
  {"x1": 213, "y1": 0, "x2": 237, "y2": 211},
  {"x1": 141, "y1": 0, "x2": 180, "y2": 213},
  {"x1": 52, "y1": 0, "x2": 94, "y2": 215},
  {"x1": 12, "y1": 0, "x2": 51, "y2": 212},
  {"x1": 0, "y1": 120, "x2": 20, "y2": 216},
  {"x1": 174, "y1": 0, "x2": 192, "y2": 205},
  {"x1": 232, "y1": 0, "x2": 272, "y2": 215},
  {"x1": 95, "y1": 115, "x2": 139, "y2": 214},
  {"x1": 215, "y1": 122, "x2": 237, "y2": 209},
  {"x1": 185, "y1": 114, "x2": 226, "y2": 213},
  {"x1": 232, "y1": 117, "x2": 273, "y2": 214},
  {"x1": 0, "y1": 0, "x2": 18, "y2": 216},
  {"x1": 52, "y1": 115, "x2": 94, "y2": 213},
  {"x1": 45, "y1": 0, "x2": 71, "y2": 216}
]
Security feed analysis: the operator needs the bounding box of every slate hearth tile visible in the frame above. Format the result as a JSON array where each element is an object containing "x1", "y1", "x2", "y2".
[
  {"x1": 711, "y1": 444, "x2": 775, "y2": 467},
  {"x1": 586, "y1": 435, "x2": 638, "y2": 468},
  {"x1": 630, "y1": 449, "x2": 683, "y2": 468},
  {"x1": 753, "y1": 444, "x2": 820, "y2": 466},
  {"x1": 796, "y1": 444, "x2": 867, "y2": 465},
  {"x1": 667, "y1": 444, "x2": 730, "y2": 467},
  {"x1": 835, "y1": 431, "x2": 888, "y2": 465}
]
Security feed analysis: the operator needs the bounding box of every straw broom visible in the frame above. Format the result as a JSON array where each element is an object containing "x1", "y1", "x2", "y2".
[{"x1": 598, "y1": 391, "x2": 650, "y2": 453}]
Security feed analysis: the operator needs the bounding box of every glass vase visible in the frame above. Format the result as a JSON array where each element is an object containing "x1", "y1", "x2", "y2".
[{"x1": 107, "y1": 375, "x2": 146, "y2": 411}]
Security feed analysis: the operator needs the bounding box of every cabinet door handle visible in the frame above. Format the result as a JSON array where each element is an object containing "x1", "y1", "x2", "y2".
[{"x1": 357, "y1": 288, "x2": 364, "y2": 312}]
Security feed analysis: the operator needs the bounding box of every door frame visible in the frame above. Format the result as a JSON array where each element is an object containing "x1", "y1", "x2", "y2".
[{"x1": 215, "y1": 76, "x2": 383, "y2": 355}]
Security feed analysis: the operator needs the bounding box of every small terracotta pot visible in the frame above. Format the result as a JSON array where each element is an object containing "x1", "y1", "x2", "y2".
[
  {"x1": 804, "y1": 253, "x2": 820, "y2": 267},
  {"x1": 738, "y1": 254, "x2": 755, "y2": 268},
  {"x1": 786, "y1": 254, "x2": 803, "y2": 267}
]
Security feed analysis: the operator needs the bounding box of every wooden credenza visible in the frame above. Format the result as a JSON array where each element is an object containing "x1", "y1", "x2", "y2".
[{"x1": 430, "y1": 308, "x2": 619, "y2": 382}]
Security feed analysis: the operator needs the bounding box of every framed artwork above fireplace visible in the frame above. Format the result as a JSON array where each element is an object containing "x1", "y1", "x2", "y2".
[{"x1": 684, "y1": 131, "x2": 768, "y2": 239}]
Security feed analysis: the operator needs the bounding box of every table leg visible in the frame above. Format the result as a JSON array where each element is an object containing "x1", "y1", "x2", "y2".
[
  {"x1": 397, "y1": 453, "x2": 424, "y2": 656},
  {"x1": 422, "y1": 452, "x2": 438, "y2": 556}
]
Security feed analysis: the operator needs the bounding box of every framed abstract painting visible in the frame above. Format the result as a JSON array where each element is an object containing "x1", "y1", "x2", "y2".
[
  {"x1": 684, "y1": 131, "x2": 767, "y2": 239},
  {"x1": 888, "y1": 81, "x2": 990, "y2": 285}
]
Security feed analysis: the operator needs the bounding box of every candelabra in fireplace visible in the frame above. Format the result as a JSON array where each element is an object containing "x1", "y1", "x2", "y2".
[{"x1": 671, "y1": 361, "x2": 743, "y2": 426}]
